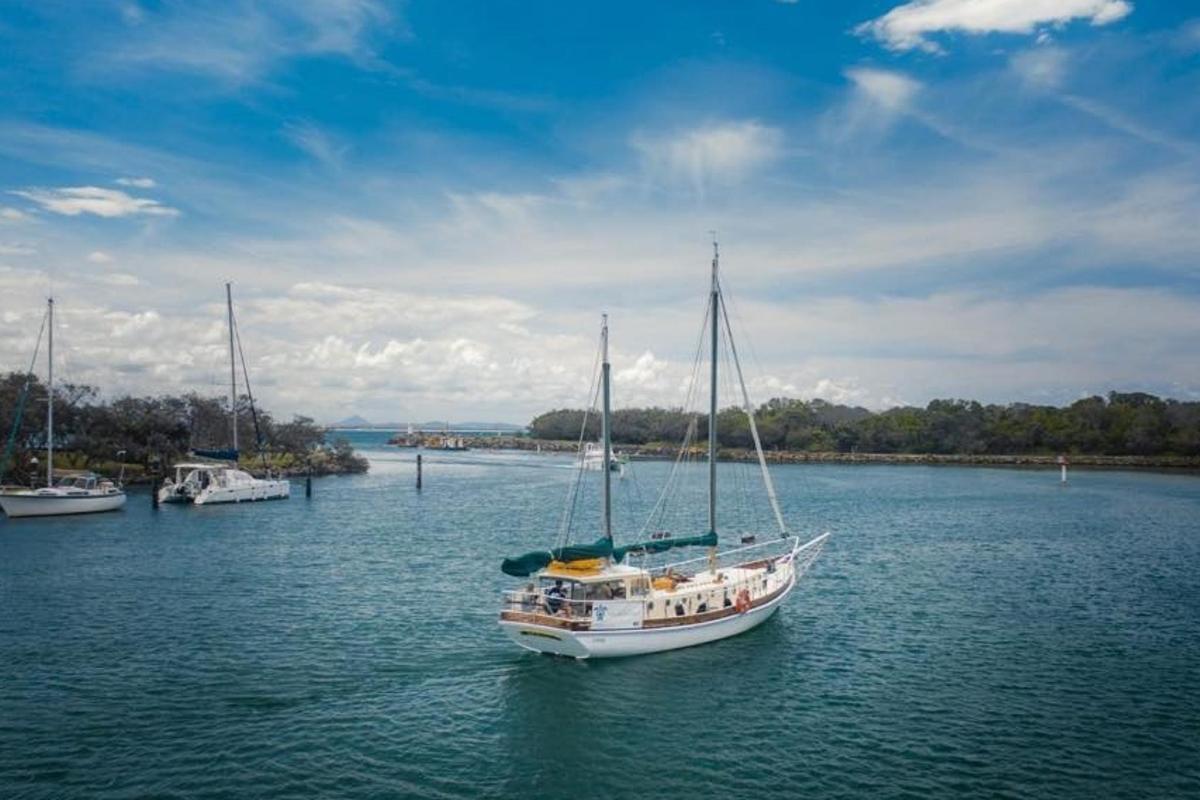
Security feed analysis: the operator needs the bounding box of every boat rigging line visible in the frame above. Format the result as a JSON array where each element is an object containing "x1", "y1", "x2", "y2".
[{"x1": 1, "y1": 304, "x2": 49, "y2": 484}]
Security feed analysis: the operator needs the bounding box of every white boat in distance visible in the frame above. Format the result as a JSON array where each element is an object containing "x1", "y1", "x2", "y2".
[
  {"x1": 1, "y1": 297, "x2": 127, "y2": 518},
  {"x1": 159, "y1": 284, "x2": 290, "y2": 506},
  {"x1": 499, "y1": 245, "x2": 828, "y2": 658},
  {"x1": 581, "y1": 441, "x2": 625, "y2": 475},
  {"x1": 158, "y1": 462, "x2": 289, "y2": 505}
]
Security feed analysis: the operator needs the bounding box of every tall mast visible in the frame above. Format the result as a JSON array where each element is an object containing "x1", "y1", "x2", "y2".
[
  {"x1": 709, "y1": 239, "x2": 719, "y2": 535},
  {"x1": 226, "y1": 282, "x2": 238, "y2": 453},
  {"x1": 601, "y1": 314, "x2": 613, "y2": 542},
  {"x1": 46, "y1": 296, "x2": 53, "y2": 488}
]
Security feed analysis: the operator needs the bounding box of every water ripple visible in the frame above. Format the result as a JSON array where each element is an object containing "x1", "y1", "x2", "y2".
[{"x1": 2, "y1": 443, "x2": 1198, "y2": 798}]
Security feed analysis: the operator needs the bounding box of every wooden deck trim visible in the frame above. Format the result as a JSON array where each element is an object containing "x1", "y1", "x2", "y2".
[
  {"x1": 501, "y1": 571, "x2": 789, "y2": 632},
  {"x1": 641, "y1": 581, "x2": 787, "y2": 629},
  {"x1": 499, "y1": 610, "x2": 591, "y2": 630}
]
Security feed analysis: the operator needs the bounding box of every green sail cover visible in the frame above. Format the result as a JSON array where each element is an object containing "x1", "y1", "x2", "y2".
[
  {"x1": 612, "y1": 531, "x2": 717, "y2": 562},
  {"x1": 501, "y1": 537, "x2": 614, "y2": 577}
]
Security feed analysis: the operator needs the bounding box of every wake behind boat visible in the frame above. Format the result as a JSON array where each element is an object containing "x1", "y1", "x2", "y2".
[{"x1": 499, "y1": 244, "x2": 828, "y2": 658}]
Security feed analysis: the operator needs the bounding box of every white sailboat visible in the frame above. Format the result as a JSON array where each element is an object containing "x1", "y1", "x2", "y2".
[
  {"x1": 499, "y1": 244, "x2": 828, "y2": 658},
  {"x1": 158, "y1": 284, "x2": 289, "y2": 506},
  {"x1": 0, "y1": 298, "x2": 127, "y2": 518}
]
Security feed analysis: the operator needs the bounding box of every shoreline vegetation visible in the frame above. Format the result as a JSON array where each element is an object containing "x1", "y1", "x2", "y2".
[
  {"x1": 461, "y1": 436, "x2": 1200, "y2": 470},
  {"x1": 0, "y1": 372, "x2": 368, "y2": 486},
  {"x1": 465, "y1": 392, "x2": 1200, "y2": 471}
]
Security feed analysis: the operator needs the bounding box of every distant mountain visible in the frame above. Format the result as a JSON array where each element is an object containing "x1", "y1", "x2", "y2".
[
  {"x1": 401, "y1": 421, "x2": 526, "y2": 432},
  {"x1": 327, "y1": 416, "x2": 525, "y2": 432},
  {"x1": 331, "y1": 414, "x2": 372, "y2": 428}
]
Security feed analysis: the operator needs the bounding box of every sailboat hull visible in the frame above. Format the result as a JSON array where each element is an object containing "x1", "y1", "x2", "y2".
[
  {"x1": 499, "y1": 574, "x2": 795, "y2": 659},
  {"x1": 193, "y1": 479, "x2": 290, "y2": 505},
  {"x1": 0, "y1": 491, "x2": 127, "y2": 518}
]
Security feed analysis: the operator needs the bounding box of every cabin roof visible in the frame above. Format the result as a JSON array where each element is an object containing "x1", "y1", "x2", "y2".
[{"x1": 537, "y1": 562, "x2": 644, "y2": 583}]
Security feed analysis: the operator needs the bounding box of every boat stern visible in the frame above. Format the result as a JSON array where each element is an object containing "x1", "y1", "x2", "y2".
[{"x1": 498, "y1": 619, "x2": 592, "y2": 658}]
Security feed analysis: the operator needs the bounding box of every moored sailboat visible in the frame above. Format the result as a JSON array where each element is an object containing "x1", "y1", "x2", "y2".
[
  {"x1": 498, "y1": 244, "x2": 828, "y2": 658},
  {"x1": 158, "y1": 284, "x2": 289, "y2": 506},
  {"x1": 0, "y1": 298, "x2": 127, "y2": 518}
]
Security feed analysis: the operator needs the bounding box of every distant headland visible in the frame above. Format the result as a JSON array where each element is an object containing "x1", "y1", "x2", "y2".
[{"x1": 462, "y1": 392, "x2": 1200, "y2": 470}]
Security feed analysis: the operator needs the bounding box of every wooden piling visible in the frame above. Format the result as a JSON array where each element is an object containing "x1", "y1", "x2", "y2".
[
  {"x1": 151, "y1": 477, "x2": 159, "y2": 509},
  {"x1": 416, "y1": 453, "x2": 423, "y2": 490}
]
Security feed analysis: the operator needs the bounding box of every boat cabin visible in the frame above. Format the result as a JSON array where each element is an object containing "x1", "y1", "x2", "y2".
[
  {"x1": 537, "y1": 562, "x2": 649, "y2": 599},
  {"x1": 55, "y1": 474, "x2": 99, "y2": 490}
]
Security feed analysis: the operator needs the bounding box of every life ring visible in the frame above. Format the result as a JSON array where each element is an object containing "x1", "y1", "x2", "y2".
[{"x1": 734, "y1": 589, "x2": 751, "y2": 613}]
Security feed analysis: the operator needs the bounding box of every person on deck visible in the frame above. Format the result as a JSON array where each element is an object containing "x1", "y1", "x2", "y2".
[{"x1": 545, "y1": 580, "x2": 566, "y2": 614}]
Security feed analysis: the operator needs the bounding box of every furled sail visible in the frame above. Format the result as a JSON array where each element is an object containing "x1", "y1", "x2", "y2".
[
  {"x1": 613, "y1": 531, "x2": 717, "y2": 562},
  {"x1": 191, "y1": 448, "x2": 239, "y2": 462},
  {"x1": 501, "y1": 537, "x2": 614, "y2": 577}
]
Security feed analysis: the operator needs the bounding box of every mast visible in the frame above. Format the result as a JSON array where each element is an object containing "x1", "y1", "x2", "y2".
[
  {"x1": 601, "y1": 314, "x2": 613, "y2": 542},
  {"x1": 46, "y1": 296, "x2": 53, "y2": 488},
  {"x1": 226, "y1": 282, "x2": 238, "y2": 453},
  {"x1": 709, "y1": 239, "x2": 719, "y2": 535}
]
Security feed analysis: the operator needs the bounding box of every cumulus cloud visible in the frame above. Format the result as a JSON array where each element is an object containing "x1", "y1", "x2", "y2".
[
  {"x1": 0, "y1": 206, "x2": 31, "y2": 222},
  {"x1": 87, "y1": 250, "x2": 113, "y2": 263},
  {"x1": 857, "y1": 0, "x2": 1133, "y2": 54},
  {"x1": 632, "y1": 120, "x2": 782, "y2": 196},
  {"x1": 11, "y1": 186, "x2": 178, "y2": 218}
]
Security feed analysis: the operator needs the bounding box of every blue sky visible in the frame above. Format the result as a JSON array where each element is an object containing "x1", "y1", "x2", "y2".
[{"x1": 0, "y1": 1, "x2": 1198, "y2": 422}]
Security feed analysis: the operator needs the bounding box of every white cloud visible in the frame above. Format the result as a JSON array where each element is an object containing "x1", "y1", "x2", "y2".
[
  {"x1": 0, "y1": 206, "x2": 31, "y2": 222},
  {"x1": 101, "y1": 0, "x2": 398, "y2": 84},
  {"x1": 282, "y1": 121, "x2": 349, "y2": 167},
  {"x1": 0, "y1": 242, "x2": 36, "y2": 256},
  {"x1": 846, "y1": 67, "x2": 922, "y2": 110},
  {"x1": 11, "y1": 186, "x2": 179, "y2": 218},
  {"x1": 1010, "y1": 47, "x2": 1198, "y2": 157},
  {"x1": 96, "y1": 272, "x2": 141, "y2": 287},
  {"x1": 1010, "y1": 46, "x2": 1070, "y2": 88},
  {"x1": 115, "y1": 176, "x2": 156, "y2": 188},
  {"x1": 632, "y1": 120, "x2": 783, "y2": 195},
  {"x1": 87, "y1": 250, "x2": 114, "y2": 263},
  {"x1": 3, "y1": 40, "x2": 1199, "y2": 421},
  {"x1": 858, "y1": 0, "x2": 1133, "y2": 54}
]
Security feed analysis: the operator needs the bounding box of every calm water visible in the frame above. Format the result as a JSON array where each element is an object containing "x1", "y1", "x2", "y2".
[{"x1": 2, "y1": 432, "x2": 1198, "y2": 799}]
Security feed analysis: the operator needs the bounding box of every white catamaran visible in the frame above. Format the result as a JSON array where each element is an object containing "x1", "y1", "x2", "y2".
[
  {"x1": 158, "y1": 283, "x2": 289, "y2": 506},
  {"x1": 499, "y1": 244, "x2": 828, "y2": 658},
  {"x1": 0, "y1": 298, "x2": 127, "y2": 518}
]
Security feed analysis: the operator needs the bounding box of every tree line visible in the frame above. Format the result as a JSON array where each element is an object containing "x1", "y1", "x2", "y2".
[
  {"x1": 0, "y1": 372, "x2": 367, "y2": 484},
  {"x1": 529, "y1": 393, "x2": 1200, "y2": 456}
]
